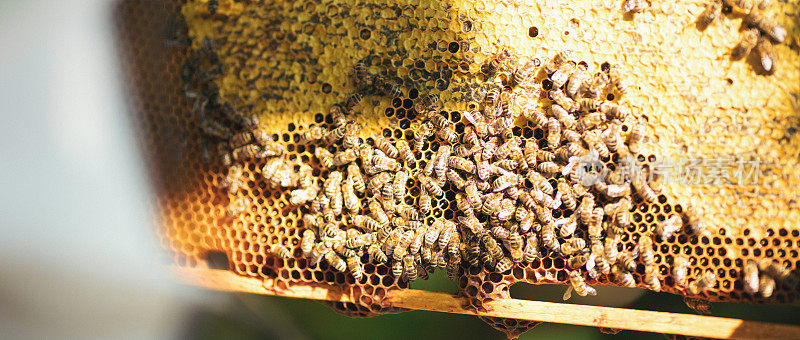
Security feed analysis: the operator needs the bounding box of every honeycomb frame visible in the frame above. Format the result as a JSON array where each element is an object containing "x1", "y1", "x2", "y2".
[{"x1": 115, "y1": 0, "x2": 800, "y2": 337}]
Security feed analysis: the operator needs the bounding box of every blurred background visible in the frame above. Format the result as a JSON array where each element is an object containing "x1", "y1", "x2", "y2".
[{"x1": 0, "y1": 0, "x2": 797, "y2": 339}]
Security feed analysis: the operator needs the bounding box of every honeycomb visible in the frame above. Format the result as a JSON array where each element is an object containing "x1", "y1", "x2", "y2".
[{"x1": 115, "y1": 0, "x2": 800, "y2": 337}]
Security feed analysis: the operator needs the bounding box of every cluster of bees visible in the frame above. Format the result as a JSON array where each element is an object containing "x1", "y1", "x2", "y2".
[
  {"x1": 293, "y1": 62, "x2": 462, "y2": 282},
  {"x1": 699, "y1": 0, "x2": 786, "y2": 73},
  {"x1": 183, "y1": 33, "x2": 796, "y2": 307}
]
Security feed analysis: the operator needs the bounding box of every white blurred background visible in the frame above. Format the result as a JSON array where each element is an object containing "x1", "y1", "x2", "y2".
[{"x1": 0, "y1": 1, "x2": 198, "y2": 338}]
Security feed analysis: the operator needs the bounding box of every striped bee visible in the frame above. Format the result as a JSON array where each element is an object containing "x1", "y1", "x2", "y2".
[
  {"x1": 347, "y1": 256, "x2": 364, "y2": 281},
  {"x1": 684, "y1": 297, "x2": 711, "y2": 314},
  {"x1": 656, "y1": 215, "x2": 682, "y2": 241},
  {"x1": 375, "y1": 137, "x2": 399, "y2": 159},
  {"x1": 673, "y1": 256, "x2": 689, "y2": 287},
  {"x1": 396, "y1": 140, "x2": 415, "y2": 163},
  {"x1": 745, "y1": 6, "x2": 786, "y2": 43},
  {"x1": 568, "y1": 270, "x2": 597, "y2": 296},
  {"x1": 551, "y1": 60, "x2": 576, "y2": 88},
  {"x1": 743, "y1": 259, "x2": 760, "y2": 294},
  {"x1": 759, "y1": 275, "x2": 776, "y2": 298},
  {"x1": 512, "y1": 58, "x2": 538, "y2": 87},
  {"x1": 686, "y1": 270, "x2": 716, "y2": 295},
  {"x1": 272, "y1": 244, "x2": 291, "y2": 259},
  {"x1": 544, "y1": 50, "x2": 572, "y2": 75},
  {"x1": 611, "y1": 265, "x2": 636, "y2": 287}
]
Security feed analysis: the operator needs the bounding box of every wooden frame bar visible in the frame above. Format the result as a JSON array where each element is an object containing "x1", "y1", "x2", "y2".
[{"x1": 172, "y1": 267, "x2": 800, "y2": 339}]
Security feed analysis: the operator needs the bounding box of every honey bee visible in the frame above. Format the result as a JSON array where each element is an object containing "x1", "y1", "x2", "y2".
[
  {"x1": 439, "y1": 222, "x2": 457, "y2": 250},
  {"x1": 732, "y1": 28, "x2": 760, "y2": 60},
  {"x1": 341, "y1": 178, "x2": 359, "y2": 214},
  {"x1": 272, "y1": 244, "x2": 291, "y2": 259},
  {"x1": 290, "y1": 187, "x2": 319, "y2": 205},
  {"x1": 346, "y1": 256, "x2": 364, "y2": 281},
  {"x1": 435, "y1": 127, "x2": 459, "y2": 144},
  {"x1": 226, "y1": 197, "x2": 250, "y2": 217},
  {"x1": 667, "y1": 256, "x2": 688, "y2": 288},
  {"x1": 655, "y1": 214, "x2": 682, "y2": 241},
  {"x1": 567, "y1": 253, "x2": 591, "y2": 270},
  {"x1": 549, "y1": 88, "x2": 576, "y2": 112},
  {"x1": 231, "y1": 144, "x2": 261, "y2": 161},
  {"x1": 417, "y1": 93, "x2": 440, "y2": 112},
  {"x1": 541, "y1": 222, "x2": 560, "y2": 252},
  {"x1": 482, "y1": 234, "x2": 505, "y2": 261},
  {"x1": 379, "y1": 78, "x2": 403, "y2": 98},
  {"x1": 491, "y1": 174, "x2": 519, "y2": 193},
  {"x1": 592, "y1": 243, "x2": 611, "y2": 274},
  {"x1": 611, "y1": 265, "x2": 636, "y2": 287},
  {"x1": 568, "y1": 270, "x2": 597, "y2": 296},
  {"x1": 453, "y1": 144, "x2": 478, "y2": 159},
  {"x1": 604, "y1": 233, "x2": 620, "y2": 265},
  {"x1": 315, "y1": 147, "x2": 335, "y2": 168},
  {"x1": 373, "y1": 137, "x2": 398, "y2": 159},
  {"x1": 367, "y1": 172, "x2": 392, "y2": 194},
  {"x1": 369, "y1": 153, "x2": 399, "y2": 175},
  {"x1": 561, "y1": 237, "x2": 587, "y2": 257},
  {"x1": 344, "y1": 93, "x2": 363, "y2": 111},
  {"x1": 332, "y1": 148, "x2": 358, "y2": 166},
  {"x1": 512, "y1": 59, "x2": 537, "y2": 86},
  {"x1": 369, "y1": 199, "x2": 390, "y2": 227},
  {"x1": 756, "y1": 35, "x2": 776, "y2": 73},
  {"x1": 412, "y1": 121, "x2": 435, "y2": 152},
  {"x1": 759, "y1": 275, "x2": 776, "y2": 298},
  {"x1": 301, "y1": 229, "x2": 316, "y2": 257},
  {"x1": 614, "y1": 198, "x2": 632, "y2": 230},
  {"x1": 434, "y1": 145, "x2": 452, "y2": 180},
  {"x1": 493, "y1": 257, "x2": 514, "y2": 273},
  {"x1": 446, "y1": 255, "x2": 462, "y2": 280},
  {"x1": 391, "y1": 259, "x2": 403, "y2": 278},
  {"x1": 345, "y1": 164, "x2": 365, "y2": 194},
  {"x1": 684, "y1": 297, "x2": 712, "y2": 314},
  {"x1": 483, "y1": 48, "x2": 511, "y2": 77},
  {"x1": 544, "y1": 50, "x2": 572, "y2": 75},
  {"x1": 607, "y1": 64, "x2": 629, "y2": 96},
  {"x1": 395, "y1": 140, "x2": 415, "y2": 163},
  {"x1": 746, "y1": 6, "x2": 786, "y2": 43},
  {"x1": 448, "y1": 156, "x2": 476, "y2": 174},
  {"x1": 546, "y1": 118, "x2": 562, "y2": 150},
  {"x1": 697, "y1": 0, "x2": 723, "y2": 27},
  {"x1": 743, "y1": 259, "x2": 760, "y2": 294},
  {"x1": 420, "y1": 175, "x2": 443, "y2": 197},
  {"x1": 537, "y1": 162, "x2": 561, "y2": 176},
  {"x1": 402, "y1": 255, "x2": 418, "y2": 281},
  {"x1": 430, "y1": 113, "x2": 451, "y2": 130},
  {"x1": 419, "y1": 188, "x2": 432, "y2": 215},
  {"x1": 617, "y1": 251, "x2": 638, "y2": 272},
  {"x1": 683, "y1": 203, "x2": 708, "y2": 236},
  {"x1": 381, "y1": 183, "x2": 396, "y2": 214},
  {"x1": 524, "y1": 105, "x2": 550, "y2": 128},
  {"x1": 565, "y1": 62, "x2": 589, "y2": 97},
  {"x1": 523, "y1": 234, "x2": 540, "y2": 263},
  {"x1": 551, "y1": 61, "x2": 576, "y2": 88},
  {"x1": 345, "y1": 228, "x2": 364, "y2": 248},
  {"x1": 643, "y1": 267, "x2": 662, "y2": 291},
  {"x1": 757, "y1": 258, "x2": 790, "y2": 282},
  {"x1": 323, "y1": 171, "x2": 343, "y2": 198},
  {"x1": 576, "y1": 112, "x2": 606, "y2": 132},
  {"x1": 365, "y1": 244, "x2": 386, "y2": 263},
  {"x1": 686, "y1": 270, "x2": 716, "y2": 295},
  {"x1": 638, "y1": 237, "x2": 655, "y2": 266}
]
